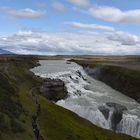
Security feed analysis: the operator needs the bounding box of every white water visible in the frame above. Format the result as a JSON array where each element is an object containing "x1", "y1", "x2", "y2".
[{"x1": 31, "y1": 60, "x2": 140, "y2": 138}]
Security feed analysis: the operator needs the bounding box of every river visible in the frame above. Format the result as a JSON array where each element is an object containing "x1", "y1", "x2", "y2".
[{"x1": 31, "y1": 60, "x2": 140, "y2": 138}]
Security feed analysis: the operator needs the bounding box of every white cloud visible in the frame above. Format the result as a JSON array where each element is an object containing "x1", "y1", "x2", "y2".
[
  {"x1": 0, "y1": 30, "x2": 140, "y2": 55},
  {"x1": 89, "y1": 5, "x2": 140, "y2": 24},
  {"x1": 64, "y1": 21, "x2": 115, "y2": 31},
  {"x1": 1, "y1": 7, "x2": 46, "y2": 18},
  {"x1": 67, "y1": 0, "x2": 90, "y2": 7},
  {"x1": 37, "y1": 2, "x2": 48, "y2": 9},
  {"x1": 106, "y1": 31, "x2": 140, "y2": 45},
  {"x1": 51, "y1": 2, "x2": 66, "y2": 12}
]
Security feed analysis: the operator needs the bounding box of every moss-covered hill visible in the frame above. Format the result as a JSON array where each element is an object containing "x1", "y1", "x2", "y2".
[{"x1": 0, "y1": 55, "x2": 139, "y2": 140}]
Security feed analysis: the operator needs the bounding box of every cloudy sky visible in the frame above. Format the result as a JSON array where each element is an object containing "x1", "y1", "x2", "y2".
[{"x1": 0, "y1": 0, "x2": 140, "y2": 55}]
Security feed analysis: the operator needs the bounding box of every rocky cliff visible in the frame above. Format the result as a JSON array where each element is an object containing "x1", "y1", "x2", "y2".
[
  {"x1": 84, "y1": 64, "x2": 140, "y2": 103},
  {"x1": 40, "y1": 78, "x2": 68, "y2": 102}
]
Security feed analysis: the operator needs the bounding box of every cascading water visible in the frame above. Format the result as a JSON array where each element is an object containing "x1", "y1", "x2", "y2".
[{"x1": 31, "y1": 60, "x2": 140, "y2": 138}]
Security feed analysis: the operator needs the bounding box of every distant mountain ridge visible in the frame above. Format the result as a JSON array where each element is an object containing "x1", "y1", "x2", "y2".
[{"x1": 0, "y1": 48, "x2": 13, "y2": 54}]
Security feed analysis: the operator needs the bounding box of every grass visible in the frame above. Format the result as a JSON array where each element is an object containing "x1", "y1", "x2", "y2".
[
  {"x1": 101, "y1": 65, "x2": 140, "y2": 78},
  {"x1": 0, "y1": 57, "x2": 41, "y2": 140}
]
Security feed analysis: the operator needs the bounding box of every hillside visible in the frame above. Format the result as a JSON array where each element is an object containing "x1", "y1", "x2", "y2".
[{"x1": 0, "y1": 55, "x2": 139, "y2": 140}]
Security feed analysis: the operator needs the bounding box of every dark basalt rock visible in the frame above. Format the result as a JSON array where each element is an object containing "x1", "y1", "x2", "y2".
[
  {"x1": 99, "y1": 102, "x2": 127, "y2": 131},
  {"x1": 76, "y1": 70, "x2": 87, "y2": 81},
  {"x1": 106, "y1": 102, "x2": 127, "y2": 112},
  {"x1": 84, "y1": 65, "x2": 140, "y2": 104},
  {"x1": 106, "y1": 102, "x2": 127, "y2": 131},
  {"x1": 40, "y1": 78, "x2": 68, "y2": 102},
  {"x1": 98, "y1": 106, "x2": 110, "y2": 120}
]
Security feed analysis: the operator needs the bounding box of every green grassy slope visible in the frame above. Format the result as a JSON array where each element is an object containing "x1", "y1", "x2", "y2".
[
  {"x1": 0, "y1": 55, "x2": 139, "y2": 140},
  {"x1": 0, "y1": 57, "x2": 42, "y2": 140}
]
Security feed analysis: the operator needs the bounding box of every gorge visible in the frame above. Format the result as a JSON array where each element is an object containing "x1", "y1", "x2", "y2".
[{"x1": 31, "y1": 60, "x2": 140, "y2": 139}]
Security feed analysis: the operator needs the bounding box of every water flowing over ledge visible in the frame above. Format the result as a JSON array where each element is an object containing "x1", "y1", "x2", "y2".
[{"x1": 31, "y1": 60, "x2": 140, "y2": 138}]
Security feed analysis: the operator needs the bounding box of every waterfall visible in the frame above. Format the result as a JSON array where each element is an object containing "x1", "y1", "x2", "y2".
[
  {"x1": 117, "y1": 114, "x2": 140, "y2": 138},
  {"x1": 31, "y1": 60, "x2": 140, "y2": 139}
]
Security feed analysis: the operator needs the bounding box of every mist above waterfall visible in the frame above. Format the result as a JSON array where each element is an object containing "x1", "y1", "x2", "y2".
[{"x1": 31, "y1": 60, "x2": 140, "y2": 138}]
